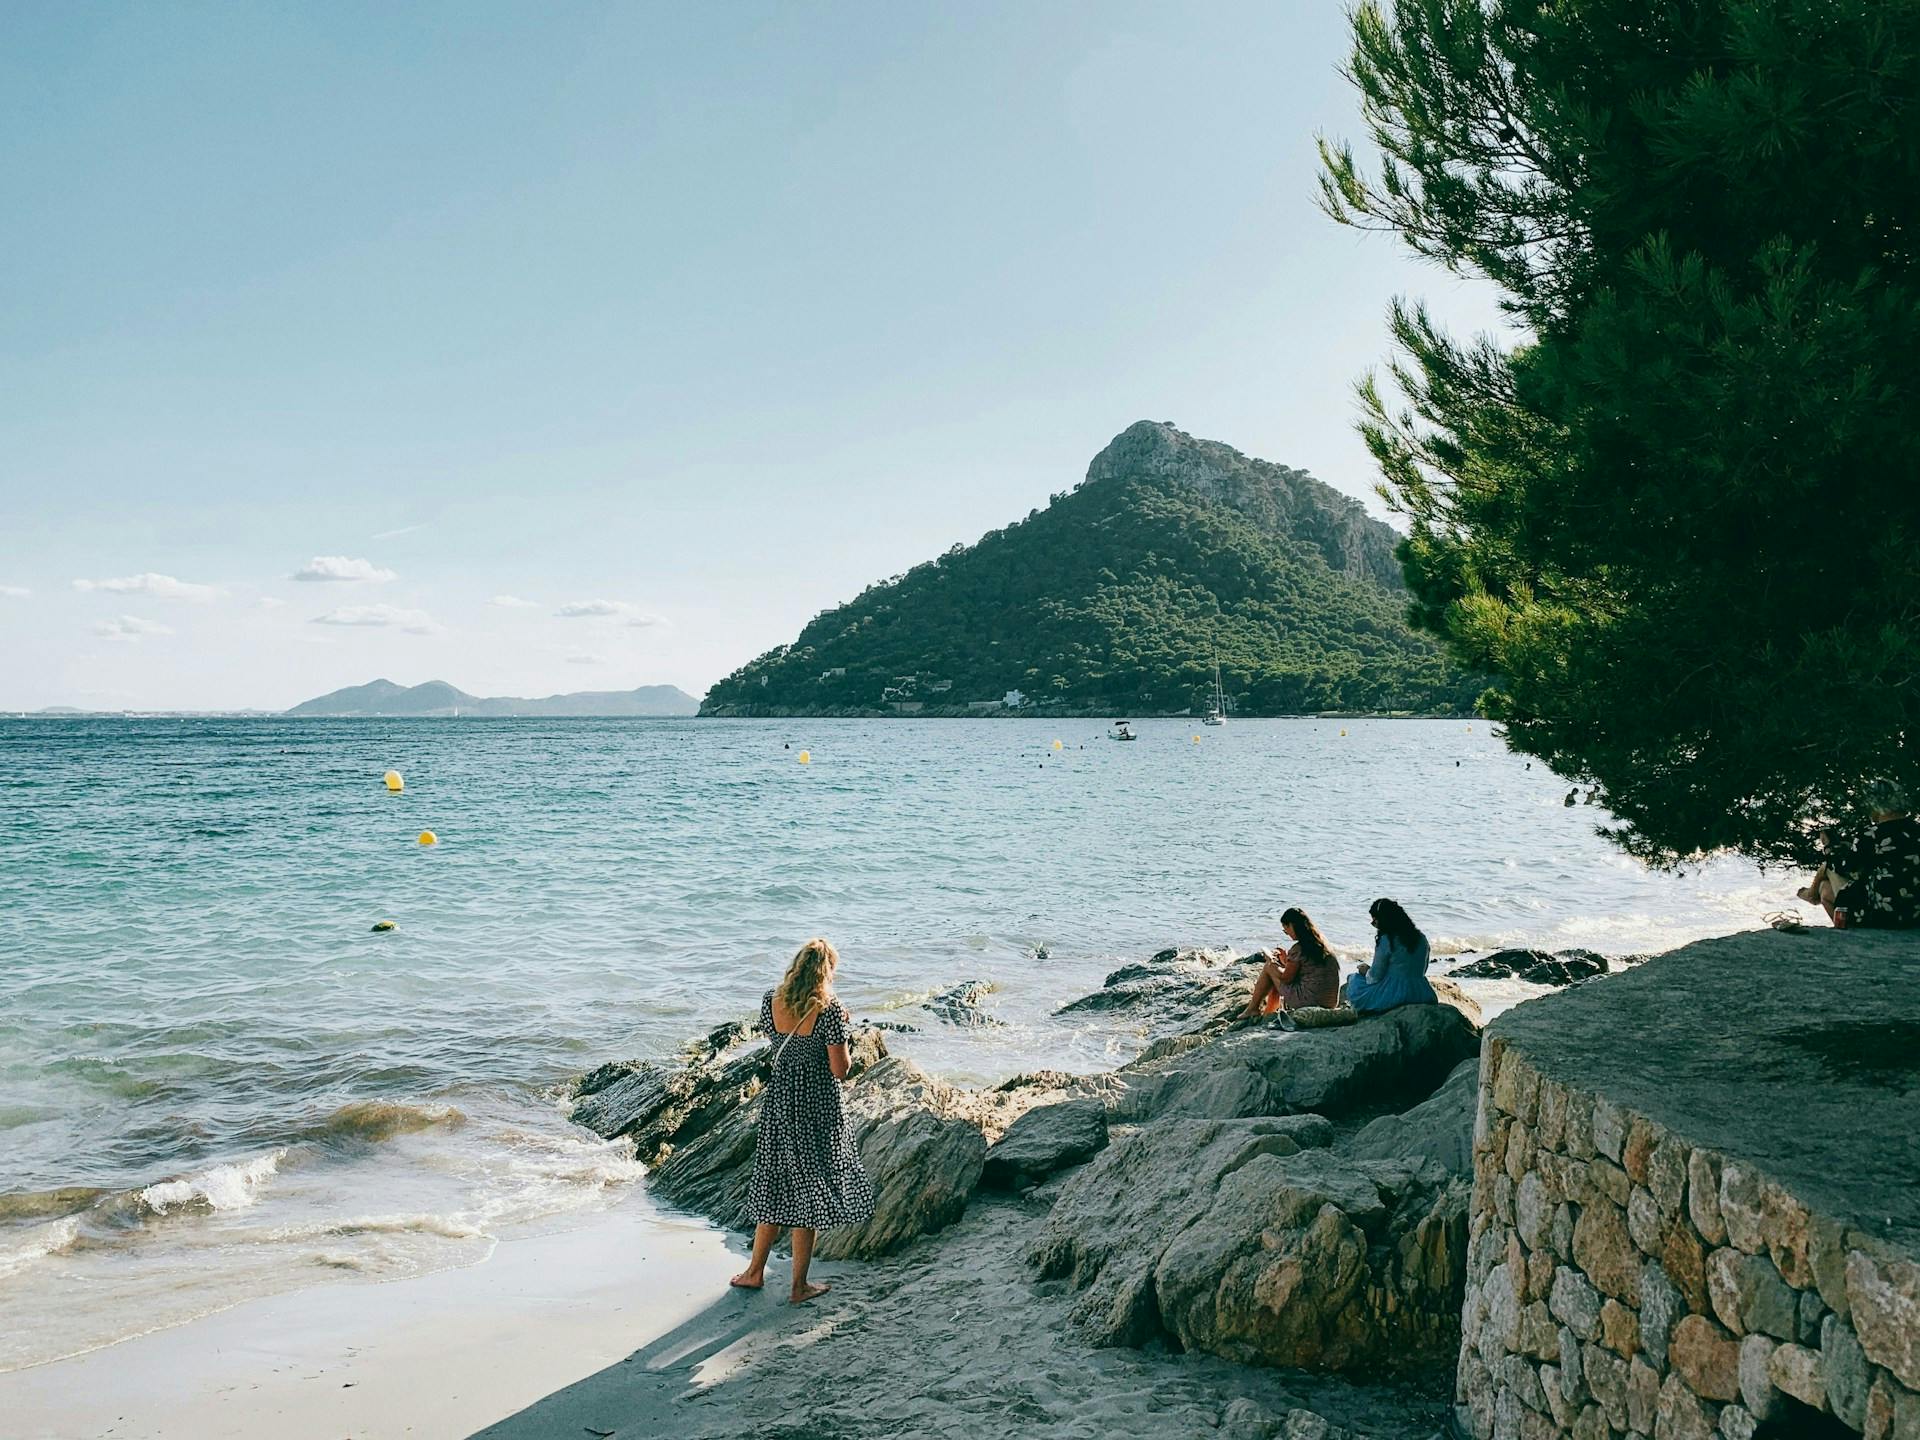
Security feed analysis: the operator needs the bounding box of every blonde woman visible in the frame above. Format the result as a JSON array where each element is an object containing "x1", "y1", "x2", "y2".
[{"x1": 729, "y1": 937, "x2": 875, "y2": 1303}]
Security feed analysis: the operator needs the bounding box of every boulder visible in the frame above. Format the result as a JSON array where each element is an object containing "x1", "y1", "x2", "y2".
[
  {"x1": 1153, "y1": 1149, "x2": 1469, "y2": 1371},
  {"x1": 981, "y1": 1098, "x2": 1109, "y2": 1188},
  {"x1": 1033, "y1": 1113, "x2": 1466, "y2": 1372},
  {"x1": 1032, "y1": 1115, "x2": 1336, "y2": 1346},
  {"x1": 923, "y1": 979, "x2": 1003, "y2": 1028},
  {"x1": 647, "y1": 1053, "x2": 989, "y2": 1261},
  {"x1": 1343, "y1": 1056, "x2": 1480, "y2": 1175},
  {"x1": 1111, "y1": 1000, "x2": 1481, "y2": 1124},
  {"x1": 1447, "y1": 949, "x2": 1627, "y2": 986},
  {"x1": 1054, "y1": 946, "x2": 1260, "y2": 1037}
]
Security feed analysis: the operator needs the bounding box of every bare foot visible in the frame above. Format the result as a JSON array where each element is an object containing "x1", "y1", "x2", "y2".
[
  {"x1": 789, "y1": 1282, "x2": 830, "y2": 1305},
  {"x1": 1795, "y1": 886, "x2": 1819, "y2": 904},
  {"x1": 729, "y1": 1272, "x2": 763, "y2": 1290}
]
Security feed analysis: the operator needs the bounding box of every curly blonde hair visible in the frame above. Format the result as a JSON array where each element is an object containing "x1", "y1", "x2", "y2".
[{"x1": 777, "y1": 937, "x2": 839, "y2": 1023}]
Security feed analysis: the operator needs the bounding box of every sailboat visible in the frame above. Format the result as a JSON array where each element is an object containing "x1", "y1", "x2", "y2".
[{"x1": 1203, "y1": 654, "x2": 1227, "y2": 726}]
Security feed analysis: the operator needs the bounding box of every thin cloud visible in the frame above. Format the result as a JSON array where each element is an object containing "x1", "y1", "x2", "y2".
[
  {"x1": 291, "y1": 556, "x2": 396, "y2": 583},
  {"x1": 555, "y1": 599, "x2": 663, "y2": 628},
  {"x1": 371, "y1": 523, "x2": 427, "y2": 541},
  {"x1": 563, "y1": 651, "x2": 604, "y2": 665},
  {"x1": 310, "y1": 604, "x2": 439, "y2": 635},
  {"x1": 0, "y1": 584, "x2": 28, "y2": 598},
  {"x1": 490, "y1": 594, "x2": 541, "y2": 609},
  {"x1": 74, "y1": 573, "x2": 221, "y2": 601},
  {"x1": 93, "y1": 615, "x2": 174, "y2": 640}
]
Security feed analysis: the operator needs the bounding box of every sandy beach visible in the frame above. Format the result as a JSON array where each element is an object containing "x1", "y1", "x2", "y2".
[{"x1": 0, "y1": 1198, "x2": 731, "y2": 1440}]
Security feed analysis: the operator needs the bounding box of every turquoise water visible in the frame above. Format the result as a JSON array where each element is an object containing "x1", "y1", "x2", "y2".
[{"x1": 0, "y1": 716, "x2": 1789, "y2": 1367}]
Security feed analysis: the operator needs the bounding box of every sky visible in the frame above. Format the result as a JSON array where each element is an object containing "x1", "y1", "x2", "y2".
[{"x1": 0, "y1": 2, "x2": 1508, "y2": 712}]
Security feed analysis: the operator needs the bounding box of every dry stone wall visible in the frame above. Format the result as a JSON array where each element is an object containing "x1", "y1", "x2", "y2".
[{"x1": 1459, "y1": 1020, "x2": 1920, "y2": 1440}]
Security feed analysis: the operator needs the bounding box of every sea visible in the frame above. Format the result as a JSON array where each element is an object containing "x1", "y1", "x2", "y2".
[{"x1": 0, "y1": 716, "x2": 1796, "y2": 1371}]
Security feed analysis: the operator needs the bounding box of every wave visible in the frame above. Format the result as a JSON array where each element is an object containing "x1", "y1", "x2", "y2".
[
  {"x1": 275, "y1": 1212, "x2": 488, "y2": 1242},
  {"x1": 301, "y1": 1100, "x2": 466, "y2": 1147},
  {"x1": 0, "y1": 1215, "x2": 83, "y2": 1277},
  {"x1": 136, "y1": 1150, "x2": 284, "y2": 1217}
]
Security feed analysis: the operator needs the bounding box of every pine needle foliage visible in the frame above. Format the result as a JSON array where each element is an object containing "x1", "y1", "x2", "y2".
[{"x1": 1321, "y1": 0, "x2": 1920, "y2": 865}]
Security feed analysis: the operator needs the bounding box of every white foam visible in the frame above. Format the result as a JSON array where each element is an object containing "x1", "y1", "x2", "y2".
[
  {"x1": 0, "y1": 1214, "x2": 82, "y2": 1277},
  {"x1": 137, "y1": 1150, "x2": 284, "y2": 1216}
]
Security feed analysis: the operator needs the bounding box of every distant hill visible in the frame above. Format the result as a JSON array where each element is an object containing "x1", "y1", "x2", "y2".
[
  {"x1": 700, "y1": 420, "x2": 1483, "y2": 718},
  {"x1": 287, "y1": 679, "x2": 700, "y2": 718}
]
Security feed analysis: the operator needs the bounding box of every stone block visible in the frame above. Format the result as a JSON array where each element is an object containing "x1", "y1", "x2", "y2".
[
  {"x1": 1719, "y1": 1163, "x2": 1766, "y2": 1255},
  {"x1": 1767, "y1": 1341, "x2": 1826, "y2": 1411},
  {"x1": 1629, "y1": 1185, "x2": 1663, "y2": 1256},
  {"x1": 1798, "y1": 1286, "x2": 1827, "y2": 1344},
  {"x1": 1665, "y1": 1222, "x2": 1711, "y2": 1316},
  {"x1": 1551, "y1": 1266, "x2": 1603, "y2": 1341},
  {"x1": 1519, "y1": 1300, "x2": 1559, "y2": 1360},
  {"x1": 1628, "y1": 1354, "x2": 1660, "y2": 1433},
  {"x1": 1707, "y1": 1247, "x2": 1798, "y2": 1341},
  {"x1": 1565, "y1": 1090, "x2": 1595, "y2": 1161},
  {"x1": 1808, "y1": 1211, "x2": 1851, "y2": 1321},
  {"x1": 1624, "y1": 1115, "x2": 1656, "y2": 1183},
  {"x1": 1559, "y1": 1326, "x2": 1585, "y2": 1403},
  {"x1": 1849, "y1": 1249, "x2": 1920, "y2": 1390},
  {"x1": 1601, "y1": 1297, "x2": 1641, "y2": 1358},
  {"x1": 1670, "y1": 1314, "x2": 1742, "y2": 1402},
  {"x1": 1591, "y1": 1157, "x2": 1632, "y2": 1208},
  {"x1": 1641, "y1": 1258, "x2": 1687, "y2": 1370},
  {"x1": 1583, "y1": 1339, "x2": 1630, "y2": 1431},
  {"x1": 1592, "y1": 1097, "x2": 1626, "y2": 1164},
  {"x1": 1575, "y1": 1198, "x2": 1643, "y2": 1305},
  {"x1": 1649, "y1": 1135, "x2": 1689, "y2": 1224},
  {"x1": 1821, "y1": 1312, "x2": 1870, "y2": 1431},
  {"x1": 1527, "y1": 1247, "x2": 1556, "y2": 1303},
  {"x1": 1506, "y1": 1120, "x2": 1535, "y2": 1183},
  {"x1": 1541, "y1": 1363, "x2": 1575, "y2": 1429},
  {"x1": 1738, "y1": 1334, "x2": 1781, "y2": 1422},
  {"x1": 1761, "y1": 1184, "x2": 1813, "y2": 1290},
  {"x1": 1516, "y1": 1171, "x2": 1551, "y2": 1252},
  {"x1": 1656, "y1": 1371, "x2": 1719, "y2": 1440},
  {"x1": 1572, "y1": 1402, "x2": 1609, "y2": 1440},
  {"x1": 1718, "y1": 1402, "x2": 1758, "y2": 1440},
  {"x1": 1688, "y1": 1150, "x2": 1727, "y2": 1246},
  {"x1": 1551, "y1": 1201, "x2": 1576, "y2": 1263},
  {"x1": 1537, "y1": 1079, "x2": 1568, "y2": 1153}
]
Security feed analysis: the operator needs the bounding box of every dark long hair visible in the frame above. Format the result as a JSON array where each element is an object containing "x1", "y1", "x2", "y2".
[
  {"x1": 1368, "y1": 897, "x2": 1424, "y2": 952},
  {"x1": 1280, "y1": 907, "x2": 1332, "y2": 966}
]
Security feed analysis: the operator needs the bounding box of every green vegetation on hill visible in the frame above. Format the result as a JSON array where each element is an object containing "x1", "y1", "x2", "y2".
[{"x1": 701, "y1": 422, "x2": 1483, "y2": 717}]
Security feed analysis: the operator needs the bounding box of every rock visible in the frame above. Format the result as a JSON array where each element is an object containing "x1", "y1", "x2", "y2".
[
  {"x1": 1738, "y1": 1333, "x2": 1781, "y2": 1421},
  {"x1": 1344, "y1": 1056, "x2": 1479, "y2": 1175},
  {"x1": 641, "y1": 1052, "x2": 987, "y2": 1261},
  {"x1": 1849, "y1": 1249, "x2": 1920, "y2": 1390},
  {"x1": 1655, "y1": 1372, "x2": 1718, "y2": 1440},
  {"x1": 1053, "y1": 946, "x2": 1258, "y2": 1037},
  {"x1": 981, "y1": 1098, "x2": 1107, "y2": 1188},
  {"x1": 1640, "y1": 1258, "x2": 1686, "y2": 1369},
  {"x1": 1688, "y1": 1150, "x2": 1727, "y2": 1246},
  {"x1": 1707, "y1": 1247, "x2": 1798, "y2": 1341},
  {"x1": 1600, "y1": 1298, "x2": 1641, "y2": 1357},
  {"x1": 1448, "y1": 948, "x2": 1613, "y2": 986},
  {"x1": 1549, "y1": 1267, "x2": 1602, "y2": 1341},
  {"x1": 1149, "y1": 1148, "x2": 1469, "y2": 1372},
  {"x1": 923, "y1": 979, "x2": 1003, "y2": 1028},
  {"x1": 1572, "y1": 1199, "x2": 1641, "y2": 1305},
  {"x1": 1668, "y1": 1314, "x2": 1741, "y2": 1402},
  {"x1": 1031, "y1": 1115, "x2": 1335, "y2": 1347},
  {"x1": 1767, "y1": 1341, "x2": 1826, "y2": 1410},
  {"x1": 1822, "y1": 1312, "x2": 1871, "y2": 1431},
  {"x1": 1112, "y1": 999, "x2": 1481, "y2": 1125}
]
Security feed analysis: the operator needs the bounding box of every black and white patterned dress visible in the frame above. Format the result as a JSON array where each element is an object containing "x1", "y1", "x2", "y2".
[{"x1": 747, "y1": 991, "x2": 876, "y2": 1231}]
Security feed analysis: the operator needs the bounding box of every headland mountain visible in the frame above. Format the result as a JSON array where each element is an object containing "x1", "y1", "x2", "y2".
[
  {"x1": 700, "y1": 420, "x2": 1482, "y2": 718},
  {"x1": 286, "y1": 679, "x2": 700, "y2": 718}
]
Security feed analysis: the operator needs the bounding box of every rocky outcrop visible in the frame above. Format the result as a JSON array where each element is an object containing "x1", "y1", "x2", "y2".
[
  {"x1": 1446, "y1": 949, "x2": 1619, "y2": 986},
  {"x1": 1111, "y1": 997, "x2": 1480, "y2": 1124},
  {"x1": 1054, "y1": 947, "x2": 1260, "y2": 1038},
  {"x1": 982, "y1": 1099, "x2": 1109, "y2": 1189},
  {"x1": 923, "y1": 980, "x2": 1002, "y2": 1028},
  {"x1": 1032, "y1": 1113, "x2": 1467, "y2": 1371},
  {"x1": 1344, "y1": 1057, "x2": 1480, "y2": 1176}
]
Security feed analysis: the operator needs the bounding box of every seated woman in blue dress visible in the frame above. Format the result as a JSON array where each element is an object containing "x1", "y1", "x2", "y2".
[{"x1": 1345, "y1": 897, "x2": 1438, "y2": 1013}]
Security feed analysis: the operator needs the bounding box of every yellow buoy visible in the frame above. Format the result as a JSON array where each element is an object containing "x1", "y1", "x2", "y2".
[
  {"x1": 1192, "y1": 735, "x2": 1201, "y2": 743},
  {"x1": 1339, "y1": 728, "x2": 1347, "y2": 737},
  {"x1": 417, "y1": 830, "x2": 437, "y2": 846},
  {"x1": 1052, "y1": 739, "x2": 1063, "y2": 750},
  {"x1": 384, "y1": 770, "x2": 404, "y2": 792},
  {"x1": 371, "y1": 920, "x2": 396, "y2": 932},
  {"x1": 797, "y1": 751, "x2": 810, "y2": 765}
]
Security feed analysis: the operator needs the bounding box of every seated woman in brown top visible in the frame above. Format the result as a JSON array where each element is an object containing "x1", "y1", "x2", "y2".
[{"x1": 1240, "y1": 907, "x2": 1341, "y2": 1018}]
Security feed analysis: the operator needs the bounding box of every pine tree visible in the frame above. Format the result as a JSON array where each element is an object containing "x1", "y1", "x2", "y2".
[{"x1": 1321, "y1": 0, "x2": 1920, "y2": 865}]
